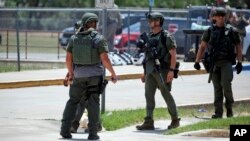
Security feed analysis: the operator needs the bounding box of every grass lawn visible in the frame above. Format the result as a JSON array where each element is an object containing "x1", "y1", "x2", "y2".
[
  {"x1": 0, "y1": 30, "x2": 63, "y2": 56},
  {"x1": 166, "y1": 116, "x2": 250, "y2": 135},
  {"x1": 0, "y1": 62, "x2": 65, "y2": 73},
  {"x1": 101, "y1": 100, "x2": 250, "y2": 135}
]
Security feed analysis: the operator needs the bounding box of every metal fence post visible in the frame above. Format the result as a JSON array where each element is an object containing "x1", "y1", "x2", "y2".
[
  {"x1": 6, "y1": 30, "x2": 9, "y2": 59},
  {"x1": 57, "y1": 32, "x2": 60, "y2": 59},
  {"x1": 25, "y1": 31, "x2": 28, "y2": 59},
  {"x1": 127, "y1": 10, "x2": 131, "y2": 53},
  {"x1": 101, "y1": 8, "x2": 107, "y2": 114},
  {"x1": 15, "y1": 9, "x2": 21, "y2": 71}
]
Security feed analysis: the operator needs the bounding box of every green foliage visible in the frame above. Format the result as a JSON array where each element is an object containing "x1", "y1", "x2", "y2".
[
  {"x1": 101, "y1": 108, "x2": 170, "y2": 131},
  {"x1": 4, "y1": 0, "x2": 247, "y2": 9},
  {"x1": 0, "y1": 62, "x2": 17, "y2": 72},
  {"x1": 101, "y1": 109, "x2": 146, "y2": 130},
  {"x1": 0, "y1": 62, "x2": 65, "y2": 73}
]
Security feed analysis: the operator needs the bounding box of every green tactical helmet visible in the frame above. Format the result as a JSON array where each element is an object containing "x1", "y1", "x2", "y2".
[
  {"x1": 213, "y1": 7, "x2": 226, "y2": 17},
  {"x1": 81, "y1": 12, "x2": 98, "y2": 25},
  {"x1": 146, "y1": 12, "x2": 164, "y2": 26},
  {"x1": 147, "y1": 12, "x2": 164, "y2": 20}
]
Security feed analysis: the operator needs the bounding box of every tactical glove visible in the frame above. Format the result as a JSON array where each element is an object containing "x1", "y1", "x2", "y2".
[
  {"x1": 194, "y1": 62, "x2": 201, "y2": 70},
  {"x1": 235, "y1": 62, "x2": 243, "y2": 74}
]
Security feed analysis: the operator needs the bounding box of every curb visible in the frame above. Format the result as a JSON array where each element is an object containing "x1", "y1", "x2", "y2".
[{"x1": 0, "y1": 70, "x2": 207, "y2": 89}]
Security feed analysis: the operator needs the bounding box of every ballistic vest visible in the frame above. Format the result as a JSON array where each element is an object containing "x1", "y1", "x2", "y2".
[
  {"x1": 208, "y1": 24, "x2": 235, "y2": 63},
  {"x1": 145, "y1": 30, "x2": 171, "y2": 72},
  {"x1": 72, "y1": 30, "x2": 101, "y2": 65}
]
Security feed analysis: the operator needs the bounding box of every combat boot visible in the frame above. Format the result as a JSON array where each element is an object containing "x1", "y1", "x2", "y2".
[
  {"x1": 88, "y1": 134, "x2": 100, "y2": 140},
  {"x1": 88, "y1": 129, "x2": 100, "y2": 140},
  {"x1": 70, "y1": 126, "x2": 77, "y2": 133},
  {"x1": 211, "y1": 114, "x2": 222, "y2": 119},
  {"x1": 136, "y1": 117, "x2": 155, "y2": 130},
  {"x1": 226, "y1": 109, "x2": 233, "y2": 118},
  {"x1": 85, "y1": 123, "x2": 102, "y2": 133},
  {"x1": 168, "y1": 118, "x2": 181, "y2": 129},
  {"x1": 60, "y1": 131, "x2": 72, "y2": 139},
  {"x1": 70, "y1": 121, "x2": 79, "y2": 133}
]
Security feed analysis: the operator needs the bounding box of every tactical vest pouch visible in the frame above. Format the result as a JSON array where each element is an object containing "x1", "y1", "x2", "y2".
[{"x1": 208, "y1": 26, "x2": 236, "y2": 66}]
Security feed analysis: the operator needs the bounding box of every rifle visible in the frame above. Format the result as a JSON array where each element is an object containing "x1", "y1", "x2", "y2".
[
  {"x1": 139, "y1": 32, "x2": 165, "y2": 84},
  {"x1": 207, "y1": 25, "x2": 220, "y2": 83},
  {"x1": 200, "y1": 51, "x2": 213, "y2": 83},
  {"x1": 207, "y1": 61, "x2": 214, "y2": 83}
]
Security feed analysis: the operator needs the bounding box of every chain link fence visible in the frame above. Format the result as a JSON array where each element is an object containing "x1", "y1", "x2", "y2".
[
  {"x1": 0, "y1": 8, "x2": 188, "y2": 60},
  {"x1": 0, "y1": 7, "x2": 250, "y2": 61}
]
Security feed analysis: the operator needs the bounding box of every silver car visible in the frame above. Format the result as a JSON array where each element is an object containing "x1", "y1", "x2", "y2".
[{"x1": 58, "y1": 27, "x2": 75, "y2": 50}]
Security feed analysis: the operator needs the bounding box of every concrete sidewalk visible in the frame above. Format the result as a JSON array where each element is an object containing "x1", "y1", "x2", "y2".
[{"x1": 0, "y1": 118, "x2": 228, "y2": 141}]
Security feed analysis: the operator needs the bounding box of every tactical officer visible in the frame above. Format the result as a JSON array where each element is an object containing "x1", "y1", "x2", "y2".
[
  {"x1": 136, "y1": 12, "x2": 180, "y2": 130},
  {"x1": 62, "y1": 23, "x2": 91, "y2": 134},
  {"x1": 98, "y1": 4, "x2": 122, "y2": 51},
  {"x1": 62, "y1": 21, "x2": 103, "y2": 134},
  {"x1": 60, "y1": 12, "x2": 117, "y2": 140},
  {"x1": 194, "y1": 7, "x2": 243, "y2": 119}
]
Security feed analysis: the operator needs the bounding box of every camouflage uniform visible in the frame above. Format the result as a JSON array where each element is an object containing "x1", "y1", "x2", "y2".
[{"x1": 98, "y1": 4, "x2": 122, "y2": 51}]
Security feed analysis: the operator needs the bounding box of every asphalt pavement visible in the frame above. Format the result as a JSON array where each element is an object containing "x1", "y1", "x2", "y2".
[{"x1": 0, "y1": 61, "x2": 250, "y2": 141}]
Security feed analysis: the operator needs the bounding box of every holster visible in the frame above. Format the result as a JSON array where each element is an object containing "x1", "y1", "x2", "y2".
[
  {"x1": 202, "y1": 52, "x2": 211, "y2": 73},
  {"x1": 86, "y1": 78, "x2": 108, "y2": 99},
  {"x1": 99, "y1": 79, "x2": 108, "y2": 94},
  {"x1": 174, "y1": 62, "x2": 180, "y2": 78},
  {"x1": 229, "y1": 53, "x2": 236, "y2": 65}
]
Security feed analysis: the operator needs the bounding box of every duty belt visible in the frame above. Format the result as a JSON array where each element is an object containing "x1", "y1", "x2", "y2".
[{"x1": 74, "y1": 63, "x2": 98, "y2": 67}]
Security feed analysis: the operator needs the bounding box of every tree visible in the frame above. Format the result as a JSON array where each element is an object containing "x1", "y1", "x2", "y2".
[
  {"x1": 244, "y1": 0, "x2": 250, "y2": 8},
  {"x1": 3, "y1": 0, "x2": 249, "y2": 9}
]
